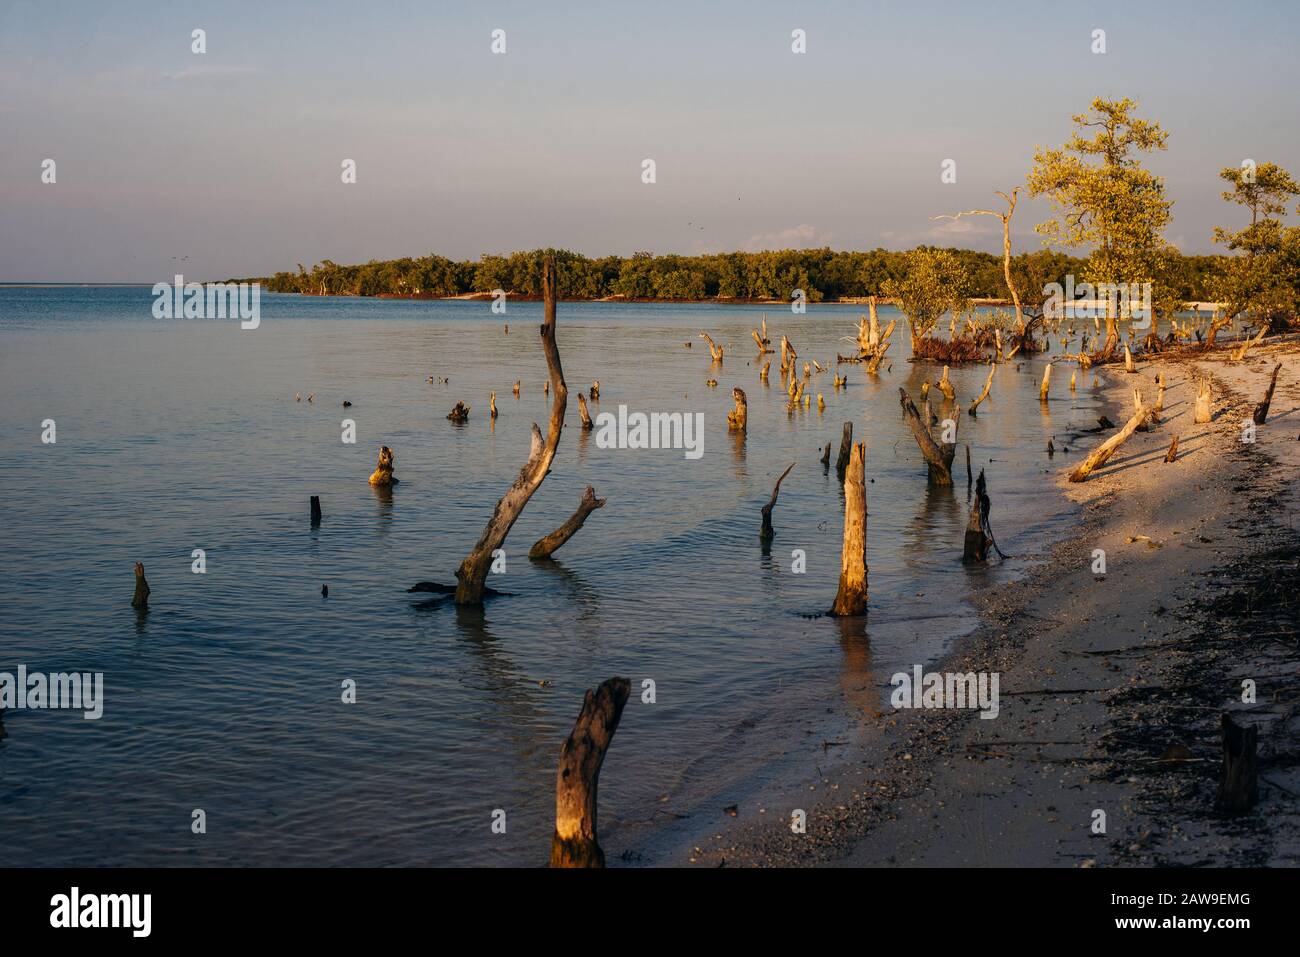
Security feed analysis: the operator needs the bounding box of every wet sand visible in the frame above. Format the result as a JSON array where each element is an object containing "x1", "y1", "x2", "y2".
[{"x1": 681, "y1": 342, "x2": 1300, "y2": 867}]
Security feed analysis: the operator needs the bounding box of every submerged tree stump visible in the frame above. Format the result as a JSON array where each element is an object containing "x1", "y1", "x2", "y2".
[
  {"x1": 131, "y1": 562, "x2": 150, "y2": 610},
  {"x1": 368, "y1": 446, "x2": 398, "y2": 486},
  {"x1": 453, "y1": 257, "x2": 569, "y2": 605},
  {"x1": 577, "y1": 392, "x2": 594, "y2": 431},
  {"x1": 310, "y1": 495, "x2": 322, "y2": 525},
  {"x1": 727, "y1": 387, "x2": 748, "y2": 432},
  {"x1": 1214, "y1": 713, "x2": 1258, "y2": 814},
  {"x1": 829, "y1": 443, "x2": 868, "y2": 616},
  {"x1": 760, "y1": 462, "x2": 796, "y2": 542},
  {"x1": 962, "y1": 470, "x2": 992, "y2": 563},
  {"x1": 835, "y1": 421, "x2": 854, "y2": 480},
  {"x1": 447, "y1": 401, "x2": 470, "y2": 423},
  {"x1": 529, "y1": 486, "x2": 606, "y2": 559},
  {"x1": 550, "y1": 677, "x2": 631, "y2": 868},
  {"x1": 899, "y1": 388, "x2": 956, "y2": 485},
  {"x1": 1252, "y1": 363, "x2": 1282, "y2": 425}
]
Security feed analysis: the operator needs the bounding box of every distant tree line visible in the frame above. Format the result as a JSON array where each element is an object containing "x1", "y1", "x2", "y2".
[{"x1": 250, "y1": 246, "x2": 1231, "y2": 304}]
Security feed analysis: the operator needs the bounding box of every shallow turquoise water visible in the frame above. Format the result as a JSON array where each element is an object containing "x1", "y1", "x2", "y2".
[{"x1": 0, "y1": 287, "x2": 1109, "y2": 865}]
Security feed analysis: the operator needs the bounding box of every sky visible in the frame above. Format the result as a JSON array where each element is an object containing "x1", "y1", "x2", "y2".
[{"x1": 1, "y1": 0, "x2": 1297, "y2": 282}]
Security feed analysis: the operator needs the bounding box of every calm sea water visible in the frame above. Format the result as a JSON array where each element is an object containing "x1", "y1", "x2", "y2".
[{"x1": 0, "y1": 286, "x2": 1110, "y2": 866}]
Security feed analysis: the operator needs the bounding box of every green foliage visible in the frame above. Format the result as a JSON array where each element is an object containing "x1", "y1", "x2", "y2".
[
  {"x1": 882, "y1": 248, "x2": 971, "y2": 343},
  {"x1": 1212, "y1": 162, "x2": 1300, "y2": 327},
  {"x1": 1027, "y1": 97, "x2": 1172, "y2": 289}
]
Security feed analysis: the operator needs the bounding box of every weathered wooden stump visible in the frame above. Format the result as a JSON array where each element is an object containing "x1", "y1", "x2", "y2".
[
  {"x1": 368, "y1": 446, "x2": 398, "y2": 486},
  {"x1": 760, "y1": 463, "x2": 796, "y2": 542},
  {"x1": 310, "y1": 495, "x2": 322, "y2": 525},
  {"x1": 727, "y1": 387, "x2": 748, "y2": 432},
  {"x1": 829, "y1": 442, "x2": 868, "y2": 616},
  {"x1": 835, "y1": 421, "x2": 853, "y2": 480},
  {"x1": 1214, "y1": 713, "x2": 1258, "y2": 814},
  {"x1": 447, "y1": 401, "x2": 470, "y2": 423},
  {"x1": 1252, "y1": 363, "x2": 1281, "y2": 425},
  {"x1": 131, "y1": 562, "x2": 150, "y2": 610},
  {"x1": 577, "y1": 393, "x2": 594, "y2": 431},
  {"x1": 1194, "y1": 378, "x2": 1213, "y2": 424},
  {"x1": 962, "y1": 470, "x2": 991, "y2": 563},
  {"x1": 550, "y1": 677, "x2": 631, "y2": 868},
  {"x1": 529, "y1": 486, "x2": 605, "y2": 559}
]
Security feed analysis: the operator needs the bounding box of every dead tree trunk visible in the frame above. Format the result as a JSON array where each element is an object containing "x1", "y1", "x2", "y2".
[
  {"x1": 962, "y1": 470, "x2": 991, "y2": 563},
  {"x1": 577, "y1": 392, "x2": 594, "y2": 431},
  {"x1": 1252, "y1": 363, "x2": 1282, "y2": 425},
  {"x1": 550, "y1": 677, "x2": 631, "y2": 868},
  {"x1": 835, "y1": 421, "x2": 853, "y2": 480},
  {"x1": 1214, "y1": 713, "x2": 1258, "y2": 814},
  {"x1": 968, "y1": 361, "x2": 995, "y2": 416},
  {"x1": 529, "y1": 486, "x2": 605, "y2": 559},
  {"x1": 310, "y1": 496, "x2": 322, "y2": 525},
  {"x1": 368, "y1": 446, "x2": 398, "y2": 486},
  {"x1": 131, "y1": 562, "x2": 150, "y2": 610},
  {"x1": 1194, "y1": 378, "x2": 1213, "y2": 424},
  {"x1": 1164, "y1": 435, "x2": 1179, "y2": 463},
  {"x1": 829, "y1": 442, "x2": 867, "y2": 616},
  {"x1": 1068, "y1": 406, "x2": 1153, "y2": 482},
  {"x1": 760, "y1": 463, "x2": 796, "y2": 542},
  {"x1": 453, "y1": 256, "x2": 568, "y2": 605},
  {"x1": 898, "y1": 389, "x2": 955, "y2": 484}
]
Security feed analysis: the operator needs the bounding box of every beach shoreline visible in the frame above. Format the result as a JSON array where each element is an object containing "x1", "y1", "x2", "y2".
[{"x1": 675, "y1": 343, "x2": 1300, "y2": 867}]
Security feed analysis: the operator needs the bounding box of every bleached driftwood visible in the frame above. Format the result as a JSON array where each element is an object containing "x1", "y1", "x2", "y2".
[{"x1": 1068, "y1": 406, "x2": 1153, "y2": 482}]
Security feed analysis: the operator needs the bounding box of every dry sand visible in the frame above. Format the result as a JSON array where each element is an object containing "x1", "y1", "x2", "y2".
[{"x1": 681, "y1": 341, "x2": 1300, "y2": 868}]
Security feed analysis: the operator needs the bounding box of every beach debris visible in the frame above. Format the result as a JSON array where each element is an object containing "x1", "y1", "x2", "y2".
[
  {"x1": 1069, "y1": 406, "x2": 1152, "y2": 482},
  {"x1": 1098, "y1": 415, "x2": 1116, "y2": 430},
  {"x1": 1164, "y1": 435, "x2": 1179, "y2": 463},
  {"x1": 310, "y1": 495, "x2": 322, "y2": 525},
  {"x1": 368, "y1": 446, "x2": 399, "y2": 486},
  {"x1": 550, "y1": 677, "x2": 630, "y2": 868},
  {"x1": 760, "y1": 462, "x2": 796, "y2": 543},
  {"x1": 529, "y1": 486, "x2": 606, "y2": 560},
  {"x1": 1215, "y1": 713, "x2": 1258, "y2": 813},
  {"x1": 577, "y1": 393, "x2": 594, "y2": 430},
  {"x1": 968, "y1": 361, "x2": 996, "y2": 416},
  {"x1": 1252, "y1": 363, "x2": 1282, "y2": 424},
  {"x1": 899, "y1": 388, "x2": 957, "y2": 485},
  {"x1": 835, "y1": 421, "x2": 854, "y2": 481},
  {"x1": 447, "y1": 401, "x2": 470, "y2": 423},
  {"x1": 1194, "y1": 378, "x2": 1213, "y2": 423},
  {"x1": 829, "y1": 442, "x2": 868, "y2": 616},
  {"x1": 1125, "y1": 535, "x2": 1163, "y2": 548},
  {"x1": 131, "y1": 562, "x2": 150, "y2": 610},
  {"x1": 451, "y1": 256, "x2": 568, "y2": 606},
  {"x1": 727, "y1": 387, "x2": 748, "y2": 432}
]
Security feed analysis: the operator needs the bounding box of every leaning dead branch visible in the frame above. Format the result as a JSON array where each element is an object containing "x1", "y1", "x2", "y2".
[
  {"x1": 829, "y1": 442, "x2": 868, "y2": 616},
  {"x1": 529, "y1": 486, "x2": 605, "y2": 559},
  {"x1": 452, "y1": 256, "x2": 568, "y2": 605},
  {"x1": 899, "y1": 388, "x2": 956, "y2": 484},
  {"x1": 1252, "y1": 363, "x2": 1282, "y2": 425},
  {"x1": 550, "y1": 677, "x2": 630, "y2": 868},
  {"x1": 1232, "y1": 324, "x2": 1268, "y2": 362},
  {"x1": 1068, "y1": 405, "x2": 1154, "y2": 482},
  {"x1": 760, "y1": 462, "x2": 796, "y2": 542},
  {"x1": 968, "y1": 361, "x2": 996, "y2": 415},
  {"x1": 577, "y1": 392, "x2": 594, "y2": 431}
]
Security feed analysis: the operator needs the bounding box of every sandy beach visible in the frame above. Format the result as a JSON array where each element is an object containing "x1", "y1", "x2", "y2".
[{"x1": 681, "y1": 343, "x2": 1300, "y2": 867}]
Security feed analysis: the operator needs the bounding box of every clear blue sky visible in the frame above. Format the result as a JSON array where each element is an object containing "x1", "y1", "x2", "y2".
[{"x1": 2, "y1": 0, "x2": 1297, "y2": 281}]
